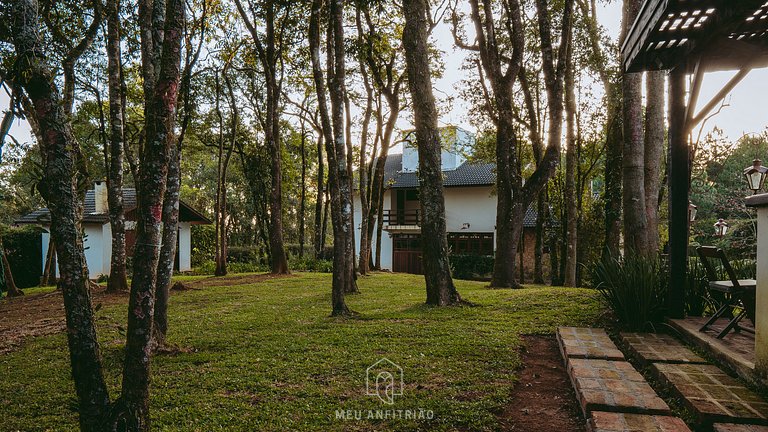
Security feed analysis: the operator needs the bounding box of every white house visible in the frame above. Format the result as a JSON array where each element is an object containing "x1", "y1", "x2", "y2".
[
  {"x1": 16, "y1": 182, "x2": 211, "y2": 278},
  {"x1": 354, "y1": 126, "x2": 542, "y2": 275}
]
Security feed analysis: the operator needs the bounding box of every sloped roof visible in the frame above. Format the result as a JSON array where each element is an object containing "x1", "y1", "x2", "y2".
[
  {"x1": 16, "y1": 188, "x2": 211, "y2": 225},
  {"x1": 384, "y1": 154, "x2": 496, "y2": 188}
]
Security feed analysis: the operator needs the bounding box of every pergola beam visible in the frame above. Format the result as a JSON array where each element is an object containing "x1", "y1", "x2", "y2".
[{"x1": 689, "y1": 63, "x2": 755, "y2": 128}]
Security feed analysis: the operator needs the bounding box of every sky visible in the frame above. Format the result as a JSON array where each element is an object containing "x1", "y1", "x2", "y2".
[{"x1": 3, "y1": 2, "x2": 768, "y2": 151}]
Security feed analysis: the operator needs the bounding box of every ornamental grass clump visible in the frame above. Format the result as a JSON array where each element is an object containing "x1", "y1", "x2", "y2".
[{"x1": 593, "y1": 253, "x2": 666, "y2": 331}]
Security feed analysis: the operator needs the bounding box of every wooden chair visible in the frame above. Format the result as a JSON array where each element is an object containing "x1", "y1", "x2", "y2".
[{"x1": 696, "y1": 246, "x2": 756, "y2": 339}]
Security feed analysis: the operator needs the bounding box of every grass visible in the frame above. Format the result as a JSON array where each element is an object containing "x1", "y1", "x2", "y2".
[{"x1": 0, "y1": 272, "x2": 601, "y2": 431}]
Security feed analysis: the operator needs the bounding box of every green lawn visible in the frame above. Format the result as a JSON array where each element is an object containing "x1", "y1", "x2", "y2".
[{"x1": 0, "y1": 272, "x2": 601, "y2": 431}]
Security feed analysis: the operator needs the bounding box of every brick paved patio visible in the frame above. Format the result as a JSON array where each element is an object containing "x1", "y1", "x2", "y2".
[
  {"x1": 620, "y1": 332, "x2": 707, "y2": 366},
  {"x1": 652, "y1": 363, "x2": 768, "y2": 426}
]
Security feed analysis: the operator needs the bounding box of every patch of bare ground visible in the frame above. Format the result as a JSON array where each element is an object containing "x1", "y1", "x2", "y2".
[
  {"x1": 499, "y1": 335, "x2": 586, "y2": 432},
  {"x1": 0, "y1": 286, "x2": 127, "y2": 355}
]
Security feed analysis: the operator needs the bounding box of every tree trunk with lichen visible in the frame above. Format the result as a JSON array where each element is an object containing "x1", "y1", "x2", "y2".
[
  {"x1": 402, "y1": 0, "x2": 462, "y2": 304},
  {"x1": 105, "y1": 0, "x2": 129, "y2": 293},
  {"x1": 107, "y1": 0, "x2": 184, "y2": 428},
  {"x1": 644, "y1": 70, "x2": 664, "y2": 256},
  {"x1": 7, "y1": 1, "x2": 112, "y2": 429},
  {"x1": 309, "y1": 0, "x2": 356, "y2": 316}
]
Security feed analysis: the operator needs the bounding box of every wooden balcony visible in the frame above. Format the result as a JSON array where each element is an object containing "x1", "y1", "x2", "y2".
[{"x1": 382, "y1": 209, "x2": 420, "y2": 227}]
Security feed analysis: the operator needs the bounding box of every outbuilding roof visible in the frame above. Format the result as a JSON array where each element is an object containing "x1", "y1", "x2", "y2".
[
  {"x1": 383, "y1": 154, "x2": 496, "y2": 189},
  {"x1": 15, "y1": 188, "x2": 211, "y2": 225}
]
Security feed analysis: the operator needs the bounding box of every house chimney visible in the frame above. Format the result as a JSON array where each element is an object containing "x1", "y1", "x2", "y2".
[{"x1": 94, "y1": 181, "x2": 108, "y2": 214}]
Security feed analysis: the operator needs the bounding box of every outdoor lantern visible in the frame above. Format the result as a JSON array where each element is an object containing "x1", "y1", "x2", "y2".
[
  {"x1": 743, "y1": 159, "x2": 768, "y2": 194},
  {"x1": 714, "y1": 218, "x2": 729, "y2": 238},
  {"x1": 688, "y1": 201, "x2": 698, "y2": 222}
]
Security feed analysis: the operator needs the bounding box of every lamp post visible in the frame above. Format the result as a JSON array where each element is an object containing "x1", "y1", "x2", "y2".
[
  {"x1": 744, "y1": 159, "x2": 768, "y2": 194},
  {"x1": 714, "y1": 218, "x2": 729, "y2": 238},
  {"x1": 688, "y1": 201, "x2": 698, "y2": 223}
]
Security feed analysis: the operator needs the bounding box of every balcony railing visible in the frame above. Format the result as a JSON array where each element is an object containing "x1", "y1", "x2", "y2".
[{"x1": 383, "y1": 209, "x2": 421, "y2": 226}]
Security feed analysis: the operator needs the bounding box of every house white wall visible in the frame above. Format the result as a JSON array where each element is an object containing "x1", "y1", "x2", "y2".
[
  {"x1": 353, "y1": 186, "x2": 495, "y2": 271},
  {"x1": 41, "y1": 222, "x2": 195, "y2": 279},
  {"x1": 178, "y1": 222, "x2": 192, "y2": 271}
]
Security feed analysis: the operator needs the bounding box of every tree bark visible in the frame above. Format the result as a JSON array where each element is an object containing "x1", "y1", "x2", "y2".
[
  {"x1": 564, "y1": 37, "x2": 577, "y2": 287},
  {"x1": 105, "y1": 0, "x2": 129, "y2": 293},
  {"x1": 620, "y1": 0, "x2": 648, "y2": 255},
  {"x1": 234, "y1": 0, "x2": 289, "y2": 275},
  {"x1": 402, "y1": 0, "x2": 462, "y2": 305},
  {"x1": 7, "y1": 2, "x2": 112, "y2": 428},
  {"x1": 310, "y1": 0, "x2": 356, "y2": 315},
  {"x1": 110, "y1": 0, "x2": 184, "y2": 427},
  {"x1": 644, "y1": 70, "x2": 665, "y2": 255},
  {"x1": 313, "y1": 133, "x2": 325, "y2": 258}
]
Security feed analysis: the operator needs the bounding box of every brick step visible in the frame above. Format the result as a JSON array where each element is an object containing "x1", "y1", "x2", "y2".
[
  {"x1": 620, "y1": 332, "x2": 708, "y2": 367},
  {"x1": 651, "y1": 363, "x2": 768, "y2": 427},
  {"x1": 558, "y1": 327, "x2": 625, "y2": 361},
  {"x1": 587, "y1": 411, "x2": 692, "y2": 432},
  {"x1": 568, "y1": 358, "x2": 672, "y2": 417}
]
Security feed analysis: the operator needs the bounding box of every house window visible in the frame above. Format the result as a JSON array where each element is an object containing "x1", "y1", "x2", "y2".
[{"x1": 447, "y1": 233, "x2": 494, "y2": 256}]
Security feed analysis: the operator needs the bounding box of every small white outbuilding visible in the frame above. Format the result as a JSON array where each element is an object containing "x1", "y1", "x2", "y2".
[{"x1": 16, "y1": 182, "x2": 211, "y2": 279}]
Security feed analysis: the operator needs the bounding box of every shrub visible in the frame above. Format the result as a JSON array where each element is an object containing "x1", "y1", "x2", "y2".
[
  {"x1": 450, "y1": 254, "x2": 494, "y2": 281},
  {"x1": 3, "y1": 226, "x2": 43, "y2": 288},
  {"x1": 592, "y1": 253, "x2": 666, "y2": 331},
  {"x1": 192, "y1": 260, "x2": 268, "y2": 275},
  {"x1": 191, "y1": 225, "x2": 216, "y2": 267},
  {"x1": 288, "y1": 256, "x2": 333, "y2": 273},
  {"x1": 227, "y1": 246, "x2": 263, "y2": 264}
]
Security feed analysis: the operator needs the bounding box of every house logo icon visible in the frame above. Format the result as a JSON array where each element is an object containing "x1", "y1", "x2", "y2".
[{"x1": 366, "y1": 358, "x2": 403, "y2": 405}]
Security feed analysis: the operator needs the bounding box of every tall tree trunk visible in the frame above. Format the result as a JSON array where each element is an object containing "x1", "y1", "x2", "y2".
[
  {"x1": 105, "y1": 0, "x2": 129, "y2": 293},
  {"x1": 110, "y1": 0, "x2": 184, "y2": 427},
  {"x1": 402, "y1": 0, "x2": 462, "y2": 305},
  {"x1": 564, "y1": 39, "x2": 577, "y2": 287},
  {"x1": 620, "y1": 0, "x2": 648, "y2": 255},
  {"x1": 8, "y1": 2, "x2": 112, "y2": 428},
  {"x1": 356, "y1": 14, "x2": 374, "y2": 275},
  {"x1": 152, "y1": 140, "x2": 180, "y2": 349},
  {"x1": 309, "y1": 0, "x2": 356, "y2": 315},
  {"x1": 313, "y1": 133, "x2": 325, "y2": 258},
  {"x1": 644, "y1": 70, "x2": 664, "y2": 255},
  {"x1": 299, "y1": 127, "x2": 307, "y2": 259}
]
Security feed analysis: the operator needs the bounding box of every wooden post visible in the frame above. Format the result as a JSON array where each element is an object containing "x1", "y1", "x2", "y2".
[{"x1": 667, "y1": 65, "x2": 688, "y2": 319}]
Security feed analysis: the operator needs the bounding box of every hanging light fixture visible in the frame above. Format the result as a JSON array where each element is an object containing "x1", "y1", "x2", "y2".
[
  {"x1": 714, "y1": 218, "x2": 729, "y2": 238},
  {"x1": 688, "y1": 201, "x2": 698, "y2": 222},
  {"x1": 743, "y1": 159, "x2": 768, "y2": 194}
]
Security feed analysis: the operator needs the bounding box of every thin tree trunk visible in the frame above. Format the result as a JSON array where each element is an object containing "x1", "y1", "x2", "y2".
[
  {"x1": 644, "y1": 70, "x2": 664, "y2": 255},
  {"x1": 564, "y1": 38, "x2": 577, "y2": 287},
  {"x1": 105, "y1": 0, "x2": 129, "y2": 293},
  {"x1": 402, "y1": 0, "x2": 462, "y2": 305},
  {"x1": 299, "y1": 128, "x2": 307, "y2": 259},
  {"x1": 313, "y1": 134, "x2": 324, "y2": 258},
  {"x1": 309, "y1": 0, "x2": 356, "y2": 315}
]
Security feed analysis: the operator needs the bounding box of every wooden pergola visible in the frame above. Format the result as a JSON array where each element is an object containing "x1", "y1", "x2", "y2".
[{"x1": 622, "y1": 0, "x2": 768, "y2": 320}]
